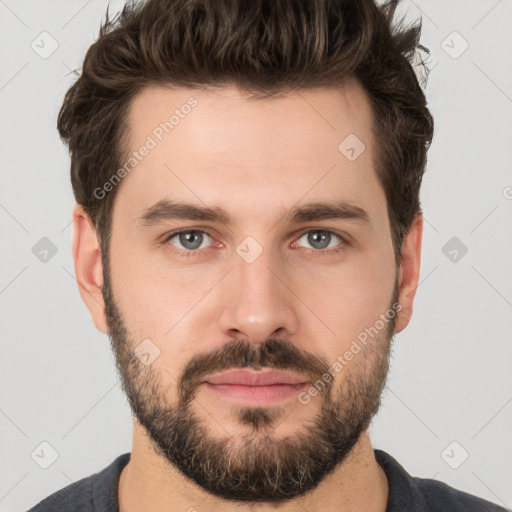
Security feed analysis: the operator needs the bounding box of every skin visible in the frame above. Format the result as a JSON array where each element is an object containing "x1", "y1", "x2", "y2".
[{"x1": 72, "y1": 79, "x2": 422, "y2": 511}]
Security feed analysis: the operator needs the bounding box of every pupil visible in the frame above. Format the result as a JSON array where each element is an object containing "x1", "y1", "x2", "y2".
[
  {"x1": 180, "y1": 232, "x2": 202, "y2": 250},
  {"x1": 309, "y1": 231, "x2": 329, "y2": 249}
]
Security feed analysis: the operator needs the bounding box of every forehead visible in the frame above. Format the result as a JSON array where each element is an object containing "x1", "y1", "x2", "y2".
[
  {"x1": 126, "y1": 81, "x2": 374, "y2": 156},
  {"x1": 114, "y1": 81, "x2": 385, "y2": 230}
]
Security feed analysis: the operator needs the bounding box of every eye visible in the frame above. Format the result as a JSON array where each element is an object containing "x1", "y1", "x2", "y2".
[
  {"x1": 163, "y1": 228, "x2": 348, "y2": 259},
  {"x1": 295, "y1": 230, "x2": 346, "y2": 252},
  {"x1": 165, "y1": 230, "x2": 213, "y2": 252}
]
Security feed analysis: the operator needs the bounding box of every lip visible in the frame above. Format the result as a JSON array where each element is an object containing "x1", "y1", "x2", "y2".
[
  {"x1": 201, "y1": 369, "x2": 310, "y2": 407},
  {"x1": 203, "y1": 369, "x2": 308, "y2": 386}
]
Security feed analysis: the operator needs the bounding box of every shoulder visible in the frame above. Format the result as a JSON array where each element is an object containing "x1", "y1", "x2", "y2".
[
  {"x1": 27, "y1": 478, "x2": 94, "y2": 512},
  {"x1": 27, "y1": 453, "x2": 130, "y2": 512},
  {"x1": 374, "y1": 449, "x2": 508, "y2": 512},
  {"x1": 413, "y1": 475, "x2": 509, "y2": 511}
]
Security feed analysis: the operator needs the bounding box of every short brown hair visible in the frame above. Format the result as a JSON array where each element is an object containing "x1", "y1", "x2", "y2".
[{"x1": 58, "y1": 0, "x2": 434, "y2": 267}]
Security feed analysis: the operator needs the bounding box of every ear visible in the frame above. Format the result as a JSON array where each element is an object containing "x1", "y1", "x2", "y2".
[
  {"x1": 72, "y1": 204, "x2": 108, "y2": 334},
  {"x1": 394, "y1": 212, "x2": 423, "y2": 334}
]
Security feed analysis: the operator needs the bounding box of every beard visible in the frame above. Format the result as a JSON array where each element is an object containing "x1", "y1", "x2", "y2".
[{"x1": 102, "y1": 260, "x2": 399, "y2": 504}]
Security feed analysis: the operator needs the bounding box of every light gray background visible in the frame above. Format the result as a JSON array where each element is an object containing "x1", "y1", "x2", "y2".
[{"x1": 1, "y1": 1, "x2": 511, "y2": 511}]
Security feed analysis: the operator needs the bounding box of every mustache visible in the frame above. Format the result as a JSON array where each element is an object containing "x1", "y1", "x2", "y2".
[{"x1": 178, "y1": 337, "x2": 332, "y2": 403}]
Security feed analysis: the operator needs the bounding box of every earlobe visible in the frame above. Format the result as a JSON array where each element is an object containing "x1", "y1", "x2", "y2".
[
  {"x1": 394, "y1": 213, "x2": 423, "y2": 334},
  {"x1": 72, "y1": 204, "x2": 108, "y2": 334}
]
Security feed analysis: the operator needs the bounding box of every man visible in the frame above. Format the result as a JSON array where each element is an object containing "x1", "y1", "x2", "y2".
[{"x1": 28, "y1": 0, "x2": 507, "y2": 511}]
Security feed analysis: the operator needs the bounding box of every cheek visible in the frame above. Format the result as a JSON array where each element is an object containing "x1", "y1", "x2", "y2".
[
  {"x1": 108, "y1": 241, "x2": 183, "y2": 342},
  {"x1": 290, "y1": 252, "x2": 395, "y2": 342},
  {"x1": 108, "y1": 245, "x2": 218, "y2": 373}
]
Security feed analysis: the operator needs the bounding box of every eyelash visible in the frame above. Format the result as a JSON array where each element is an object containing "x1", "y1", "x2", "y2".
[{"x1": 163, "y1": 228, "x2": 349, "y2": 258}]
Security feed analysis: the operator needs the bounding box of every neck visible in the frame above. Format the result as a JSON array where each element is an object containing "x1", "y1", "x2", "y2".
[{"x1": 118, "y1": 422, "x2": 388, "y2": 512}]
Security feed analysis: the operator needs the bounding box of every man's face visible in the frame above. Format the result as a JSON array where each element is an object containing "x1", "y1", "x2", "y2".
[{"x1": 102, "y1": 82, "x2": 400, "y2": 502}]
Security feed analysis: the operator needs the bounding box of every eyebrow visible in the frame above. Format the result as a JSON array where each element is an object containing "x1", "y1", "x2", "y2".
[{"x1": 136, "y1": 199, "x2": 370, "y2": 228}]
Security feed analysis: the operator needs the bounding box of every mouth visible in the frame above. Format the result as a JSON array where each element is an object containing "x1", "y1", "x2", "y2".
[{"x1": 201, "y1": 369, "x2": 310, "y2": 406}]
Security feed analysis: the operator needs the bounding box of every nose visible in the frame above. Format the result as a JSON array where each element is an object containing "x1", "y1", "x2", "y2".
[{"x1": 217, "y1": 244, "x2": 299, "y2": 344}]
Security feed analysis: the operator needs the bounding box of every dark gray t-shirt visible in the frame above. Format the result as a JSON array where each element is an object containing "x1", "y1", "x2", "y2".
[{"x1": 27, "y1": 449, "x2": 508, "y2": 511}]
